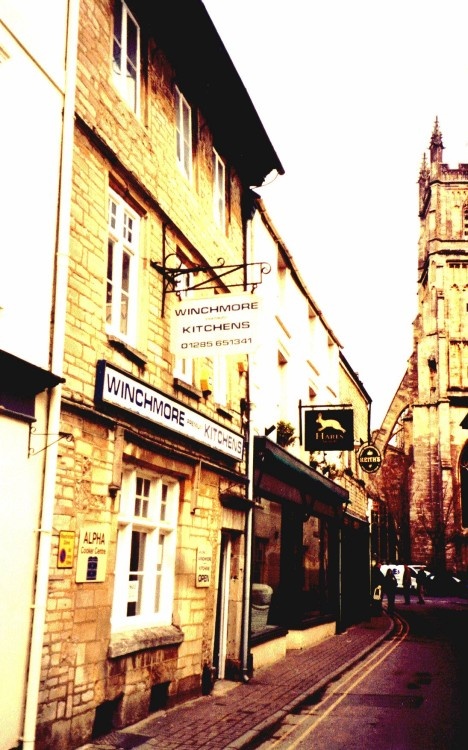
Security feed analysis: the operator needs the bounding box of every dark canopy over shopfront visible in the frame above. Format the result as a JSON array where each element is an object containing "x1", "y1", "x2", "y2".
[
  {"x1": 253, "y1": 436, "x2": 349, "y2": 517},
  {"x1": 251, "y1": 437, "x2": 350, "y2": 633}
]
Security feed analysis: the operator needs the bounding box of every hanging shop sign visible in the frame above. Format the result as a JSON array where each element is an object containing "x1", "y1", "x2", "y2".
[
  {"x1": 170, "y1": 292, "x2": 261, "y2": 356},
  {"x1": 358, "y1": 444, "x2": 382, "y2": 473},
  {"x1": 95, "y1": 361, "x2": 244, "y2": 461},
  {"x1": 304, "y1": 408, "x2": 354, "y2": 451},
  {"x1": 196, "y1": 542, "x2": 213, "y2": 588},
  {"x1": 76, "y1": 524, "x2": 110, "y2": 583}
]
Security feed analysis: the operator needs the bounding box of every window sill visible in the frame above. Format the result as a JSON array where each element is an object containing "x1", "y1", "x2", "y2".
[
  {"x1": 216, "y1": 405, "x2": 233, "y2": 421},
  {"x1": 107, "y1": 335, "x2": 147, "y2": 368},
  {"x1": 173, "y1": 378, "x2": 202, "y2": 401},
  {"x1": 108, "y1": 623, "x2": 184, "y2": 658}
]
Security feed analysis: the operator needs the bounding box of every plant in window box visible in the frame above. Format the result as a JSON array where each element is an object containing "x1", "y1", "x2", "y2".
[{"x1": 276, "y1": 420, "x2": 296, "y2": 447}]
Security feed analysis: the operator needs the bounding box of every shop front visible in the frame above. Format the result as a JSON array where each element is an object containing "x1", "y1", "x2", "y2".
[{"x1": 251, "y1": 437, "x2": 349, "y2": 661}]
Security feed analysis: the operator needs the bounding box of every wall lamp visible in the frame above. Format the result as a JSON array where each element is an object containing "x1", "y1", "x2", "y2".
[{"x1": 265, "y1": 425, "x2": 276, "y2": 437}]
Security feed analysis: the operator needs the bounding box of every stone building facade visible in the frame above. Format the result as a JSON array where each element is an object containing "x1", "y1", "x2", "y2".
[
  {"x1": 35, "y1": 2, "x2": 283, "y2": 748},
  {"x1": 372, "y1": 119, "x2": 468, "y2": 573}
]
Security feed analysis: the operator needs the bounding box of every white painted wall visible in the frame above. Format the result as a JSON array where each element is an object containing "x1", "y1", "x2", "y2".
[
  {"x1": 249, "y1": 206, "x2": 342, "y2": 462},
  {"x1": 0, "y1": 1, "x2": 68, "y2": 367},
  {"x1": 0, "y1": 3, "x2": 71, "y2": 746}
]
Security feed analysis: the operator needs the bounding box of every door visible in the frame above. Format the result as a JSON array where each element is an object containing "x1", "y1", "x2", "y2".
[{"x1": 213, "y1": 533, "x2": 231, "y2": 679}]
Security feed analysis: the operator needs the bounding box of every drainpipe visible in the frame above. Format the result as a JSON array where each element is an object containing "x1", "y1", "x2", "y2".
[
  {"x1": 241, "y1": 368, "x2": 254, "y2": 681},
  {"x1": 21, "y1": 2, "x2": 79, "y2": 747},
  {"x1": 241, "y1": 216, "x2": 255, "y2": 681}
]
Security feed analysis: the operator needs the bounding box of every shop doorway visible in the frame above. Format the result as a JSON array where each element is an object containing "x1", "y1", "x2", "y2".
[{"x1": 213, "y1": 533, "x2": 231, "y2": 679}]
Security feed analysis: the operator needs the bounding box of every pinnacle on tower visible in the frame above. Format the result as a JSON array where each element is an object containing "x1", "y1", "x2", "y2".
[
  {"x1": 429, "y1": 116, "x2": 444, "y2": 164},
  {"x1": 418, "y1": 152, "x2": 429, "y2": 181}
]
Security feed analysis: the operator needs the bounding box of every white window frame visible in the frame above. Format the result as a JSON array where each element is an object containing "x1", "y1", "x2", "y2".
[
  {"x1": 112, "y1": 469, "x2": 179, "y2": 631},
  {"x1": 213, "y1": 149, "x2": 226, "y2": 229},
  {"x1": 175, "y1": 87, "x2": 192, "y2": 181},
  {"x1": 107, "y1": 190, "x2": 139, "y2": 343},
  {"x1": 112, "y1": 0, "x2": 140, "y2": 114}
]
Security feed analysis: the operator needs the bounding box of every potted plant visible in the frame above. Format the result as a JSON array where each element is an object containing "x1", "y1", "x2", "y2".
[{"x1": 276, "y1": 420, "x2": 296, "y2": 447}]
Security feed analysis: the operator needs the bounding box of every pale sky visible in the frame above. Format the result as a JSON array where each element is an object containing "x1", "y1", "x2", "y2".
[{"x1": 202, "y1": 0, "x2": 468, "y2": 429}]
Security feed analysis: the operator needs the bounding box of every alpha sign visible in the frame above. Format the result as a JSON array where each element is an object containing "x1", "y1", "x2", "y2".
[
  {"x1": 304, "y1": 408, "x2": 354, "y2": 451},
  {"x1": 170, "y1": 292, "x2": 261, "y2": 356},
  {"x1": 95, "y1": 361, "x2": 244, "y2": 461},
  {"x1": 76, "y1": 524, "x2": 110, "y2": 582}
]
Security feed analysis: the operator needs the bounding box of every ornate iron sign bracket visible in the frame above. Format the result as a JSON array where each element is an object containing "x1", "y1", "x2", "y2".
[{"x1": 150, "y1": 253, "x2": 271, "y2": 315}]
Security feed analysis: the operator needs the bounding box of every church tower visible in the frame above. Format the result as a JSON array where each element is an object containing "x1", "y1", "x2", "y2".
[
  {"x1": 410, "y1": 118, "x2": 468, "y2": 571},
  {"x1": 372, "y1": 120, "x2": 468, "y2": 573}
]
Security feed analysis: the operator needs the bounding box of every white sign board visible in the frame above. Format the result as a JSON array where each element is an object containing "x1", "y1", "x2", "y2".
[
  {"x1": 196, "y1": 543, "x2": 213, "y2": 587},
  {"x1": 96, "y1": 361, "x2": 244, "y2": 460},
  {"x1": 76, "y1": 524, "x2": 110, "y2": 583},
  {"x1": 170, "y1": 293, "x2": 261, "y2": 356}
]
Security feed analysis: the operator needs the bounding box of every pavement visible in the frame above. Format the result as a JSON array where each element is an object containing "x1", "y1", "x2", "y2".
[{"x1": 78, "y1": 612, "x2": 393, "y2": 750}]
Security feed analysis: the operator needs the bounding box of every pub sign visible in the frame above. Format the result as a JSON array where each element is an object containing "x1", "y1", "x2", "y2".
[{"x1": 304, "y1": 408, "x2": 354, "y2": 451}]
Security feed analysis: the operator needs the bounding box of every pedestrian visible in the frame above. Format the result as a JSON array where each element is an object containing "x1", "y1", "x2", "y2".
[
  {"x1": 402, "y1": 564, "x2": 412, "y2": 604},
  {"x1": 416, "y1": 566, "x2": 426, "y2": 604},
  {"x1": 371, "y1": 560, "x2": 385, "y2": 615},
  {"x1": 384, "y1": 568, "x2": 397, "y2": 614}
]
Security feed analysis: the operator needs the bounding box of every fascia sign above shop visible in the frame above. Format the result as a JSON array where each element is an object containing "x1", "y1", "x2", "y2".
[
  {"x1": 170, "y1": 292, "x2": 262, "y2": 357},
  {"x1": 95, "y1": 361, "x2": 244, "y2": 461}
]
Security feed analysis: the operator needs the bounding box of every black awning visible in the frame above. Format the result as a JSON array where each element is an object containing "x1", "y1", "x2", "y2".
[
  {"x1": 0, "y1": 349, "x2": 64, "y2": 396},
  {"x1": 254, "y1": 436, "x2": 349, "y2": 520}
]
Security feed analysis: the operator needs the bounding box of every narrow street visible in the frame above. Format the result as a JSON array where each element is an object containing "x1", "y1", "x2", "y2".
[{"x1": 251, "y1": 597, "x2": 468, "y2": 750}]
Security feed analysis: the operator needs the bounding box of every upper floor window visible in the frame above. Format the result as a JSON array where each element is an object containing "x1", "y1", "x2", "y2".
[
  {"x1": 107, "y1": 190, "x2": 139, "y2": 343},
  {"x1": 112, "y1": 470, "x2": 179, "y2": 630},
  {"x1": 213, "y1": 149, "x2": 226, "y2": 229},
  {"x1": 175, "y1": 87, "x2": 192, "y2": 180},
  {"x1": 113, "y1": 0, "x2": 140, "y2": 113}
]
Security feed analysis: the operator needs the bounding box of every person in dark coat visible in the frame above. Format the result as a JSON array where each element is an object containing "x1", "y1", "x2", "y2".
[
  {"x1": 416, "y1": 566, "x2": 426, "y2": 604},
  {"x1": 371, "y1": 561, "x2": 385, "y2": 615},
  {"x1": 402, "y1": 564, "x2": 412, "y2": 604},
  {"x1": 384, "y1": 568, "x2": 397, "y2": 614}
]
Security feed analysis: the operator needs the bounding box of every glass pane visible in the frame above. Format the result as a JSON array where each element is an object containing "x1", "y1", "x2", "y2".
[
  {"x1": 122, "y1": 251, "x2": 130, "y2": 293},
  {"x1": 251, "y1": 500, "x2": 281, "y2": 633},
  {"x1": 135, "y1": 477, "x2": 150, "y2": 518},
  {"x1": 154, "y1": 533, "x2": 164, "y2": 612},
  {"x1": 120, "y1": 251, "x2": 130, "y2": 334},
  {"x1": 120, "y1": 292, "x2": 128, "y2": 335},
  {"x1": 126, "y1": 15, "x2": 138, "y2": 67},
  {"x1": 135, "y1": 476, "x2": 143, "y2": 516},
  {"x1": 113, "y1": 38, "x2": 122, "y2": 77},
  {"x1": 106, "y1": 241, "x2": 114, "y2": 324},
  {"x1": 160, "y1": 484, "x2": 168, "y2": 522},
  {"x1": 123, "y1": 212, "x2": 133, "y2": 243},
  {"x1": 113, "y1": 1, "x2": 122, "y2": 74},
  {"x1": 108, "y1": 199, "x2": 117, "y2": 230},
  {"x1": 127, "y1": 531, "x2": 146, "y2": 616}
]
